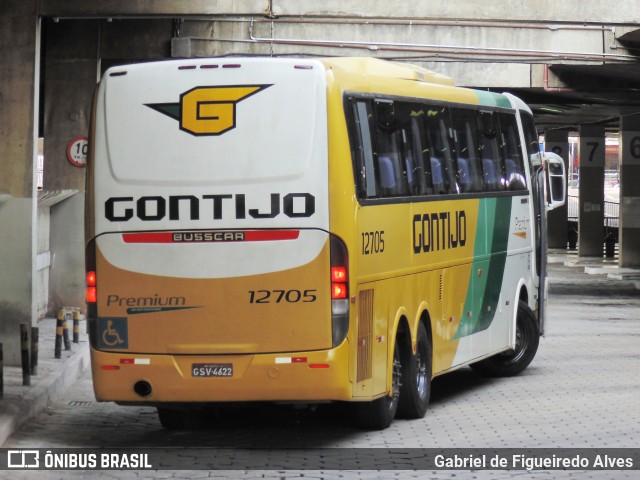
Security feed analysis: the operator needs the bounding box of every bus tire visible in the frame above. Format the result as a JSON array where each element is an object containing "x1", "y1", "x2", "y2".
[
  {"x1": 397, "y1": 322, "x2": 431, "y2": 419},
  {"x1": 470, "y1": 300, "x2": 539, "y2": 377},
  {"x1": 157, "y1": 407, "x2": 202, "y2": 430},
  {"x1": 353, "y1": 340, "x2": 401, "y2": 430}
]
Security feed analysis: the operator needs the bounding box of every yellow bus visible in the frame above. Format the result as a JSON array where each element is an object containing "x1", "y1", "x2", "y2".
[{"x1": 86, "y1": 57, "x2": 565, "y2": 429}]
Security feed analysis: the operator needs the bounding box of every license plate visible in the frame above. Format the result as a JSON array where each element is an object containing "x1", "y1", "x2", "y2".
[{"x1": 192, "y1": 363, "x2": 233, "y2": 378}]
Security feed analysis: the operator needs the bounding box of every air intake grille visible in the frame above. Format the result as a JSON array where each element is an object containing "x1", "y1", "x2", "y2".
[{"x1": 357, "y1": 289, "x2": 374, "y2": 382}]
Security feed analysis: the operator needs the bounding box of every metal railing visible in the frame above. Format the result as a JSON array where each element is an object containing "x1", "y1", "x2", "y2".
[
  {"x1": 567, "y1": 195, "x2": 619, "y2": 228},
  {"x1": 567, "y1": 195, "x2": 620, "y2": 256}
]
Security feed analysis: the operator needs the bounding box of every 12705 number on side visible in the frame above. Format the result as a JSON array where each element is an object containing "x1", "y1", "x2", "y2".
[{"x1": 362, "y1": 230, "x2": 385, "y2": 255}]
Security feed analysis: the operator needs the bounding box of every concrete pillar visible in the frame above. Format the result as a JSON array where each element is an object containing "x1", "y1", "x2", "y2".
[
  {"x1": 545, "y1": 129, "x2": 570, "y2": 249},
  {"x1": 0, "y1": 1, "x2": 40, "y2": 365},
  {"x1": 43, "y1": 19, "x2": 100, "y2": 315},
  {"x1": 578, "y1": 125, "x2": 605, "y2": 257},
  {"x1": 619, "y1": 114, "x2": 640, "y2": 267}
]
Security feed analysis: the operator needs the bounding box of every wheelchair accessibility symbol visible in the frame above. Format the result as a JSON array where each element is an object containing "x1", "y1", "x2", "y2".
[{"x1": 98, "y1": 317, "x2": 128, "y2": 349}]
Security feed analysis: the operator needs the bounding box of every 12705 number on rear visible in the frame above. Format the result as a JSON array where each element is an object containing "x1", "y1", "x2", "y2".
[{"x1": 248, "y1": 289, "x2": 317, "y2": 304}]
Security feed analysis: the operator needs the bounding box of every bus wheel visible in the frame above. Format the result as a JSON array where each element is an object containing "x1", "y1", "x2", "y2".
[
  {"x1": 470, "y1": 300, "x2": 539, "y2": 377},
  {"x1": 353, "y1": 340, "x2": 401, "y2": 430},
  {"x1": 157, "y1": 407, "x2": 202, "y2": 430},
  {"x1": 397, "y1": 322, "x2": 431, "y2": 418}
]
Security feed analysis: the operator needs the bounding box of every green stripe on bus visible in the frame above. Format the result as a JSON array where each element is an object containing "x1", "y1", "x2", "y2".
[
  {"x1": 475, "y1": 91, "x2": 512, "y2": 109},
  {"x1": 455, "y1": 197, "x2": 512, "y2": 339}
]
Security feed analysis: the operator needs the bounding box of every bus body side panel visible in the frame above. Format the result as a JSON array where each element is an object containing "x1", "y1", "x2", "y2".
[
  {"x1": 353, "y1": 199, "x2": 479, "y2": 379},
  {"x1": 451, "y1": 194, "x2": 533, "y2": 366},
  {"x1": 317, "y1": 59, "x2": 542, "y2": 402},
  {"x1": 351, "y1": 193, "x2": 532, "y2": 383}
]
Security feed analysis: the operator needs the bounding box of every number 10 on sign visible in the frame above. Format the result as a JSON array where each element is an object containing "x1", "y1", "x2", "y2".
[{"x1": 67, "y1": 136, "x2": 88, "y2": 167}]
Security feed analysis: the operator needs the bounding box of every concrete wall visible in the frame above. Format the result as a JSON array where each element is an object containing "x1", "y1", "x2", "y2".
[
  {"x1": 0, "y1": 2, "x2": 39, "y2": 365},
  {"x1": 37, "y1": 0, "x2": 640, "y2": 24},
  {"x1": 49, "y1": 195, "x2": 86, "y2": 314},
  {"x1": 43, "y1": 19, "x2": 98, "y2": 193},
  {"x1": 42, "y1": 19, "x2": 94, "y2": 319},
  {"x1": 36, "y1": 204, "x2": 51, "y2": 318},
  {"x1": 166, "y1": 5, "x2": 635, "y2": 88},
  {"x1": 272, "y1": 0, "x2": 640, "y2": 23},
  {"x1": 39, "y1": 0, "x2": 267, "y2": 17},
  {"x1": 35, "y1": 1, "x2": 640, "y2": 90}
]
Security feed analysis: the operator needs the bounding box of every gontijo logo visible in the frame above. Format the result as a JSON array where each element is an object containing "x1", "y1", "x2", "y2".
[{"x1": 146, "y1": 84, "x2": 271, "y2": 136}]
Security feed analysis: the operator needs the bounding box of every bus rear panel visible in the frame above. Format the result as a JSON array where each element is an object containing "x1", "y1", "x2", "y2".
[{"x1": 87, "y1": 58, "x2": 352, "y2": 403}]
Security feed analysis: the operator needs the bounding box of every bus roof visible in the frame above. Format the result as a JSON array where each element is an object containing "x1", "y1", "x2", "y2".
[
  {"x1": 319, "y1": 57, "x2": 513, "y2": 110},
  {"x1": 320, "y1": 57, "x2": 455, "y2": 86}
]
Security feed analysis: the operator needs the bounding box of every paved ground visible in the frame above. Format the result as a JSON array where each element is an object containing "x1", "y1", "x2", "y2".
[{"x1": 1, "y1": 251, "x2": 639, "y2": 479}]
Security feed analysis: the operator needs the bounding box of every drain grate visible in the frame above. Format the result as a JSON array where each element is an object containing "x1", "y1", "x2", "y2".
[{"x1": 68, "y1": 401, "x2": 94, "y2": 406}]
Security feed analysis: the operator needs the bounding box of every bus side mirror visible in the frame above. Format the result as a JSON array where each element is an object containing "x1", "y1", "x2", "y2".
[{"x1": 542, "y1": 151, "x2": 566, "y2": 211}]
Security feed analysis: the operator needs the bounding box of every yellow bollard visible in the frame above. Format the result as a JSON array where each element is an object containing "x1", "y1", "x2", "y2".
[
  {"x1": 73, "y1": 308, "x2": 81, "y2": 343},
  {"x1": 62, "y1": 308, "x2": 71, "y2": 351},
  {"x1": 55, "y1": 308, "x2": 64, "y2": 359}
]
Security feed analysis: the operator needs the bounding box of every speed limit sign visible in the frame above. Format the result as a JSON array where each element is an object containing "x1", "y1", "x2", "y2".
[{"x1": 67, "y1": 136, "x2": 88, "y2": 167}]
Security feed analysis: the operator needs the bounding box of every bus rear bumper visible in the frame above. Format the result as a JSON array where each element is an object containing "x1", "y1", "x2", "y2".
[{"x1": 90, "y1": 341, "x2": 353, "y2": 404}]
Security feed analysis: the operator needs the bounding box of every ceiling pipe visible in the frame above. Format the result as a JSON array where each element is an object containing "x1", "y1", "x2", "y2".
[
  {"x1": 245, "y1": 19, "x2": 636, "y2": 63},
  {"x1": 247, "y1": 17, "x2": 615, "y2": 33}
]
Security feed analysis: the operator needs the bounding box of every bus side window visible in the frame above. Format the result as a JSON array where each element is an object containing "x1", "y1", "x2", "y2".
[
  {"x1": 478, "y1": 111, "x2": 502, "y2": 191},
  {"x1": 439, "y1": 120, "x2": 458, "y2": 194},
  {"x1": 377, "y1": 152, "x2": 402, "y2": 196},
  {"x1": 431, "y1": 158, "x2": 445, "y2": 193},
  {"x1": 498, "y1": 112, "x2": 527, "y2": 191},
  {"x1": 482, "y1": 158, "x2": 497, "y2": 188},
  {"x1": 520, "y1": 112, "x2": 541, "y2": 164},
  {"x1": 410, "y1": 115, "x2": 432, "y2": 195},
  {"x1": 352, "y1": 100, "x2": 378, "y2": 198},
  {"x1": 450, "y1": 108, "x2": 482, "y2": 193},
  {"x1": 391, "y1": 102, "x2": 421, "y2": 196},
  {"x1": 457, "y1": 157, "x2": 471, "y2": 192},
  {"x1": 400, "y1": 127, "x2": 419, "y2": 195},
  {"x1": 422, "y1": 105, "x2": 454, "y2": 194},
  {"x1": 396, "y1": 102, "x2": 430, "y2": 196},
  {"x1": 372, "y1": 100, "x2": 408, "y2": 197}
]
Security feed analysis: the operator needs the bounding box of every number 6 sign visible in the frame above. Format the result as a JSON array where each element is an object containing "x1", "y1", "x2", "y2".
[{"x1": 67, "y1": 136, "x2": 88, "y2": 167}]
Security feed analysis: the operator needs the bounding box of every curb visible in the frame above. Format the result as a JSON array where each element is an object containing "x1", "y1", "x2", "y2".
[{"x1": 0, "y1": 344, "x2": 90, "y2": 446}]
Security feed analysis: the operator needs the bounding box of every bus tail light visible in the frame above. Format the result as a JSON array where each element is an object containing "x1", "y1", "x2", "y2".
[
  {"x1": 331, "y1": 266, "x2": 348, "y2": 299},
  {"x1": 86, "y1": 239, "x2": 98, "y2": 347},
  {"x1": 86, "y1": 246, "x2": 97, "y2": 307},
  {"x1": 86, "y1": 271, "x2": 97, "y2": 302},
  {"x1": 330, "y1": 235, "x2": 349, "y2": 347},
  {"x1": 331, "y1": 282, "x2": 348, "y2": 299}
]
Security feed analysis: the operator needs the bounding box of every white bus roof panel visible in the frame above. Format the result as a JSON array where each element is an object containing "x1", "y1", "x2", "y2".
[{"x1": 100, "y1": 58, "x2": 327, "y2": 186}]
